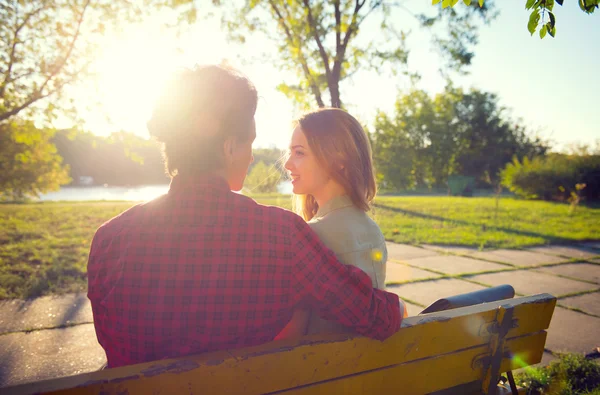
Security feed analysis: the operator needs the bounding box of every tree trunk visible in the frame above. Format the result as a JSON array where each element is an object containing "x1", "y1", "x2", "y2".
[{"x1": 329, "y1": 76, "x2": 341, "y2": 108}]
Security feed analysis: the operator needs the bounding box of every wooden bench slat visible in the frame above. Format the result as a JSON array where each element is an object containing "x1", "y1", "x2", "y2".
[
  {"x1": 273, "y1": 331, "x2": 547, "y2": 395},
  {"x1": 4, "y1": 294, "x2": 556, "y2": 395}
]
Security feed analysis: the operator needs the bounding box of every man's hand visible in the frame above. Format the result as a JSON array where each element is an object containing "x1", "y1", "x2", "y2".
[{"x1": 400, "y1": 299, "x2": 409, "y2": 318}]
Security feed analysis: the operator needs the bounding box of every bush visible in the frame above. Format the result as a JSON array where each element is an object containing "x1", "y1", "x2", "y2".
[
  {"x1": 516, "y1": 353, "x2": 600, "y2": 395},
  {"x1": 244, "y1": 161, "x2": 282, "y2": 194},
  {"x1": 501, "y1": 154, "x2": 600, "y2": 202}
]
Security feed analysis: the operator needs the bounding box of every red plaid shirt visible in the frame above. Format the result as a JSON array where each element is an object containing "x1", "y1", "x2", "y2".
[{"x1": 87, "y1": 175, "x2": 401, "y2": 368}]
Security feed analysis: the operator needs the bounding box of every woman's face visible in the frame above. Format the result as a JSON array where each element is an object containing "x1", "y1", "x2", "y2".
[{"x1": 284, "y1": 126, "x2": 330, "y2": 196}]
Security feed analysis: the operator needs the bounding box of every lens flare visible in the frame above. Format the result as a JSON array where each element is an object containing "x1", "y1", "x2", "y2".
[{"x1": 371, "y1": 248, "x2": 383, "y2": 262}]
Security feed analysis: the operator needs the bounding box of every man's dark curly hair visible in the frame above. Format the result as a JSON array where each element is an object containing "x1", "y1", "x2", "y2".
[{"x1": 147, "y1": 64, "x2": 258, "y2": 177}]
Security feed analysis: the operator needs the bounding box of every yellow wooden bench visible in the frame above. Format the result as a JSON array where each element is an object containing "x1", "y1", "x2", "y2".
[{"x1": 4, "y1": 292, "x2": 556, "y2": 395}]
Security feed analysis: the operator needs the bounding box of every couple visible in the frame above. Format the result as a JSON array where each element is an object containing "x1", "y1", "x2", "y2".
[{"x1": 87, "y1": 64, "x2": 407, "y2": 368}]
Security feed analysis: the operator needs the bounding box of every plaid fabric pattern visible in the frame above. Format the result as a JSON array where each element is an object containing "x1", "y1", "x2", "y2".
[{"x1": 88, "y1": 175, "x2": 401, "y2": 368}]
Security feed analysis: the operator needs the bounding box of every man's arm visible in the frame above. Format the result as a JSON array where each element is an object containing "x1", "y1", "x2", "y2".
[{"x1": 289, "y1": 216, "x2": 403, "y2": 341}]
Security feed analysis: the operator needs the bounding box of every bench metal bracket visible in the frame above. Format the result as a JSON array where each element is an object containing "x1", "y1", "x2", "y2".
[{"x1": 476, "y1": 305, "x2": 517, "y2": 395}]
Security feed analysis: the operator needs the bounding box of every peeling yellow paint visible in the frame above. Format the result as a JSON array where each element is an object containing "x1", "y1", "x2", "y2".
[{"x1": 4, "y1": 294, "x2": 556, "y2": 395}]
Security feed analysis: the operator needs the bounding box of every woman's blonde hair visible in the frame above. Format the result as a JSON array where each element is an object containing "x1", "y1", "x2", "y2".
[{"x1": 291, "y1": 108, "x2": 377, "y2": 221}]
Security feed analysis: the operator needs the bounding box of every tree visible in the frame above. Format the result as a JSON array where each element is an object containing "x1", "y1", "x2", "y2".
[
  {"x1": 0, "y1": 0, "x2": 196, "y2": 124},
  {"x1": 216, "y1": 0, "x2": 496, "y2": 109},
  {"x1": 371, "y1": 86, "x2": 548, "y2": 191},
  {"x1": 53, "y1": 129, "x2": 169, "y2": 186},
  {"x1": 0, "y1": 120, "x2": 70, "y2": 200},
  {"x1": 452, "y1": 89, "x2": 549, "y2": 185},
  {"x1": 244, "y1": 161, "x2": 282, "y2": 193},
  {"x1": 440, "y1": 0, "x2": 599, "y2": 38}
]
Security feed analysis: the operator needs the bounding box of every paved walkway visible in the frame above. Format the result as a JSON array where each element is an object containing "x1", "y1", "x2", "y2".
[{"x1": 1, "y1": 242, "x2": 599, "y2": 388}]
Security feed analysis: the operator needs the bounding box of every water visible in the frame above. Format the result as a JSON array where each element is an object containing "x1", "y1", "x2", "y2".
[{"x1": 39, "y1": 181, "x2": 293, "y2": 202}]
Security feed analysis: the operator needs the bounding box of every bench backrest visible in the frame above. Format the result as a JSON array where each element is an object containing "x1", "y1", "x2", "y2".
[{"x1": 4, "y1": 293, "x2": 556, "y2": 395}]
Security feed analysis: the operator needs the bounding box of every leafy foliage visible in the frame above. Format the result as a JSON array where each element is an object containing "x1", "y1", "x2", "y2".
[
  {"x1": 501, "y1": 153, "x2": 600, "y2": 202},
  {"x1": 371, "y1": 86, "x2": 547, "y2": 191},
  {"x1": 216, "y1": 0, "x2": 495, "y2": 109},
  {"x1": 0, "y1": 121, "x2": 71, "y2": 201},
  {"x1": 0, "y1": 0, "x2": 197, "y2": 123},
  {"x1": 440, "y1": 0, "x2": 599, "y2": 39},
  {"x1": 516, "y1": 353, "x2": 600, "y2": 395}
]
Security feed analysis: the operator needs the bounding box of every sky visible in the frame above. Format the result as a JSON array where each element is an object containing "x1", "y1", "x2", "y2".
[{"x1": 71, "y1": 1, "x2": 600, "y2": 152}]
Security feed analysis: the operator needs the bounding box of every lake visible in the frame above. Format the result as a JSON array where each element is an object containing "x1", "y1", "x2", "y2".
[{"x1": 38, "y1": 181, "x2": 293, "y2": 201}]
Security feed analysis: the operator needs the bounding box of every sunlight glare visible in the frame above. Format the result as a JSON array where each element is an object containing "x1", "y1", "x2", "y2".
[{"x1": 89, "y1": 22, "x2": 183, "y2": 136}]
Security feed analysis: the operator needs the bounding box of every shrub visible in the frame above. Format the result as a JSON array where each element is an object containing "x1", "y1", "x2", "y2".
[
  {"x1": 516, "y1": 353, "x2": 600, "y2": 395},
  {"x1": 244, "y1": 161, "x2": 282, "y2": 194},
  {"x1": 501, "y1": 154, "x2": 600, "y2": 202}
]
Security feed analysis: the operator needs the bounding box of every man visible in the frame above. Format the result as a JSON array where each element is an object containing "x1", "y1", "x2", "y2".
[{"x1": 87, "y1": 64, "x2": 405, "y2": 368}]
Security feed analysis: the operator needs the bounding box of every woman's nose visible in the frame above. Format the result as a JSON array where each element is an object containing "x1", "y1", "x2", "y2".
[{"x1": 284, "y1": 156, "x2": 292, "y2": 171}]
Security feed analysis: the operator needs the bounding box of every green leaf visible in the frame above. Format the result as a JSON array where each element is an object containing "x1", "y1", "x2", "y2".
[
  {"x1": 526, "y1": 0, "x2": 536, "y2": 9},
  {"x1": 450, "y1": 0, "x2": 459, "y2": 5},
  {"x1": 550, "y1": 25, "x2": 556, "y2": 37},
  {"x1": 548, "y1": 11, "x2": 556, "y2": 28},
  {"x1": 545, "y1": 0, "x2": 555, "y2": 11},
  {"x1": 441, "y1": 0, "x2": 451, "y2": 8},
  {"x1": 479, "y1": 0, "x2": 484, "y2": 6},
  {"x1": 462, "y1": 0, "x2": 472, "y2": 5},
  {"x1": 432, "y1": 0, "x2": 442, "y2": 4},
  {"x1": 527, "y1": 9, "x2": 540, "y2": 35},
  {"x1": 539, "y1": 24, "x2": 547, "y2": 38}
]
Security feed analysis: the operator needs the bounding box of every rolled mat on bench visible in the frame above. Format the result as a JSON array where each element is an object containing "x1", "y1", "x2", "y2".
[{"x1": 419, "y1": 284, "x2": 515, "y2": 315}]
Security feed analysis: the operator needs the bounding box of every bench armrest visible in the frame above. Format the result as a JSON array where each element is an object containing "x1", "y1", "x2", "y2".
[{"x1": 419, "y1": 284, "x2": 515, "y2": 315}]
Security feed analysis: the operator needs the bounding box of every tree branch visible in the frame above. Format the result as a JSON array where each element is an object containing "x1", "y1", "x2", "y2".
[
  {"x1": 333, "y1": 0, "x2": 367, "y2": 83},
  {"x1": 267, "y1": 0, "x2": 325, "y2": 107},
  {"x1": 1, "y1": 0, "x2": 91, "y2": 122},
  {"x1": 0, "y1": 71, "x2": 75, "y2": 123},
  {"x1": 37, "y1": 0, "x2": 91, "y2": 101},
  {"x1": 302, "y1": 0, "x2": 331, "y2": 78},
  {"x1": 334, "y1": 0, "x2": 341, "y2": 57},
  {"x1": 0, "y1": 5, "x2": 46, "y2": 99}
]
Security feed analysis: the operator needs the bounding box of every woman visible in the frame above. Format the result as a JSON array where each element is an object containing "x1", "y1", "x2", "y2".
[{"x1": 276, "y1": 108, "x2": 403, "y2": 340}]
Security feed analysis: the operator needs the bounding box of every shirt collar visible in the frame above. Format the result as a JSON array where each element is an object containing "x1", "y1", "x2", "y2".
[
  {"x1": 315, "y1": 195, "x2": 353, "y2": 218},
  {"x1": 169, "y1": 173, "x2": 230, "y2": 195}
]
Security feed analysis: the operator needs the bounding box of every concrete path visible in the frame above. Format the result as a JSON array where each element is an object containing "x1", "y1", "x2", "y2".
[{"x1": 1, "y1": 242, "x2": 599, "y2": 388}]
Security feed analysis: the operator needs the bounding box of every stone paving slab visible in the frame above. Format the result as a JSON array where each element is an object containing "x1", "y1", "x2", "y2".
[
  {"x1": 420, "y1": 244, "x2": 480, "y2": 256},
  {"x1": 0, "y1": 324, "x2": 106, "y2": 388},
  {"x1": 385, "y1": 263, "x2": 441, "y2": 284},
  {"x1": 468, "y1": 270, "x2": 597, "y2": 297},
  {"x1": 545, "y1": 306, "x2": 600, "y2": 355},
  {"x1": 559, "y1": 292, "x2": 600, "y2": 317},
  {"x1": 0, "y1": 293, "x2": 92, "y2": 335},
  {"x1": 387, "y1": 278, "x2": 487, "y2": 307},
  {"x1": 529, "y1": 246, "x2": 599, "y2": 260},
  {"x1": 403, "y1": 255, "x2": 509, "y2": 275},
  {"x1": 538, "y1": 263, "x2": 600, "y2": 285},
  {"x1": 470, "y1": 249, "x2": 566, "y2": 267},
  {"x1": 386, "y1": 243, "x2": 440, "y2": 261}
]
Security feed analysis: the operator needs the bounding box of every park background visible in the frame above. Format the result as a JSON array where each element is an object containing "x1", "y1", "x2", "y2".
[{"x1": 1, "y1": 0, "x2": 600, "y2": 392}]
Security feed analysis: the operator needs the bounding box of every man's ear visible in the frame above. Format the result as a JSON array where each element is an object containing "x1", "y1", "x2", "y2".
[{"x1": 223, "y1": 136, "x2": 236, "y2": 165}]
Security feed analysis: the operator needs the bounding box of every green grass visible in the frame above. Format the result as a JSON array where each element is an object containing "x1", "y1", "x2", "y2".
[
  {"x1": 373, "y1": 196, "x2": 600, "y2": 249},
  {"x1": 0, "y1": 202, "x2": 132, "y2": 299},
  {"x1": 1, "y1": 196, "x2": 599, "y2": 299}
]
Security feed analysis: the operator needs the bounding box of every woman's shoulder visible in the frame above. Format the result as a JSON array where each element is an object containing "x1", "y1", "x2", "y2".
[{"x1": 308, "y1": 207, "x2": 385, "y2": 251}]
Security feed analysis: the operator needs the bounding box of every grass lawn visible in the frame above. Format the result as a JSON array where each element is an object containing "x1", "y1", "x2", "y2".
[{"x1": 1, "y1": 196, "x2": 599, "y2": 299}]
